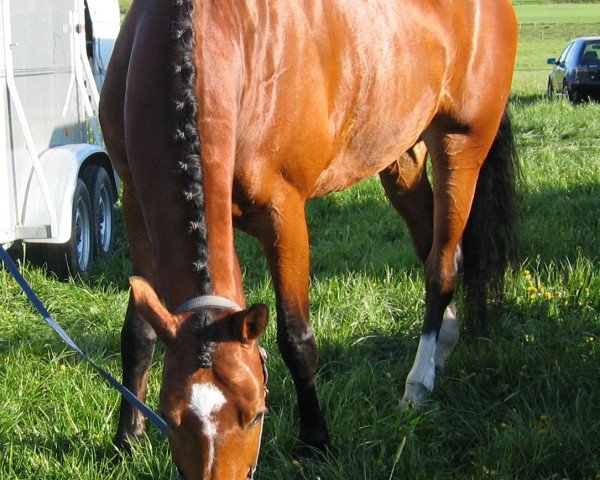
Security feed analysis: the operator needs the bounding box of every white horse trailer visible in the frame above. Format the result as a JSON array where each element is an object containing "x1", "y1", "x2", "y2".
[{"x1": 0, "y1": 0, "x2": 120, "y2": 277}]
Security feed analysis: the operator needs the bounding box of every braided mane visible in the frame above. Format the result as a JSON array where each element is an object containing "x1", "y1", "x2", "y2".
[
  {"x1": 172, "y1": 0, "x2": 216, "y2": 367},
  {"x1": 172, "y1": 0, "x2": 210, "y2": 293}
]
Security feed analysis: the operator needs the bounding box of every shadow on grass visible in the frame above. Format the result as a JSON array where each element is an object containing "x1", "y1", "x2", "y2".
[
  {"x1": 510, "y1": 92, "x2": 548, "y2": 106},
  {"x1": 8, "y1": 166, "x2": 597, "y2": 295}
]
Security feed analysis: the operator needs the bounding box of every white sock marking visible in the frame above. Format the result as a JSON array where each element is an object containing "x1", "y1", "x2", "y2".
[
  {"x1": 435, "y1": 302, "x2": 460, "y2": 369},
  {"x1": 189, "y1": 383, "x2": 227, "y2": 473},
  {"x1": 406, "y1": 332, "x2": 437, "y2": 392}
]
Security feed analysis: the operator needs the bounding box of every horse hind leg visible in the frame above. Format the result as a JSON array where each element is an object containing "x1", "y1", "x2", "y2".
[
  {"x1": 404, "y1": 113, "x2": 507, "y2": 406},
  {"x1": 379, "y1": 141, "x2": 433, "y2": 263},
  {"x1": 379, "y1": 142, "x2": 460, "y2": 376},
  {"x1": 401, "y1": 122, "x2": 498, "y2": 407}
]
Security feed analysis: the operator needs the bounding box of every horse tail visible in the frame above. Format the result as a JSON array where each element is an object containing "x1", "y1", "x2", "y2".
[
  {"x1": 461, "y1": 108, "x2": 520, "y2": 334},
  {"x1": 172, "y1": 0, "x2": 212, "y2": 295}
]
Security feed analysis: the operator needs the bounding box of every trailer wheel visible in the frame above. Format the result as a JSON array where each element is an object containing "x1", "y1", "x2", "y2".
[
  {"x1": 84, "y1": 166, "x2": 115, "y2": 256},
  {"x1": 44, "y1": 179, "x2": 94, "y2": 279}
]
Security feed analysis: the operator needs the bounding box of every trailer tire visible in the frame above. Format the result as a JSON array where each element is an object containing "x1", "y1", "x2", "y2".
[
  {"x1": 84, "y1": 166, "x2": 115, "y2": 257},
  {"x1": 44, "y1": 179, "x2": 94, "y2": 279}
]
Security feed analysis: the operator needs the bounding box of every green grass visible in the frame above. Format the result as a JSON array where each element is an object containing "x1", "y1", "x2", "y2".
[
  {"x1": 515, "y1": 0, "x2": 600, "y2": 4},
  {"x1": 118, "y1": 0, "x2": 132, "y2": 17},
  {"x1": 1, "y1": 3, "x2": 600, "y2": 480},
  {"x1": 515, "y1": 3, "x2": 600, "y2": 22}
]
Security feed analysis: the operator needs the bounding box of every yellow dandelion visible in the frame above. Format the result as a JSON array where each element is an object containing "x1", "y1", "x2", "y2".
[
  {"x1": 59, "y1": 364, "x2": 67, "y2": 372},
  {"x1": 545, "y1": 292, "x2": 554, "y2": 300},
  {"x1": 291, "y1": 460, "x2": 300, "y2": 466},
  {"x1": 529, "y1": 294, "x2": 537, "y2": 300},
  {"x1": 539, "y1": 414, "x2": 549, "y2": 422},
  {"x1": 523, "y1": 270, "x2": 531, "y2": 277},
  {"x1": 500, "y1": 422, "x2": 508, "y2": 429},
  {"x1": 527, "y1": 286, "x2": 537, "y2": 292},
  {"x1": 539, "y1": 428, "x2": 547, "y2": 435}
]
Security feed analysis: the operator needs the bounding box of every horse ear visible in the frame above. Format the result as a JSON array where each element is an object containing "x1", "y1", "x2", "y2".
[
  {"x1": 129, "y1": 276, "x2": 179, "y2": 347},
  {"x1": 233, "y1": 304, "x2": 268, "y2": 344}
]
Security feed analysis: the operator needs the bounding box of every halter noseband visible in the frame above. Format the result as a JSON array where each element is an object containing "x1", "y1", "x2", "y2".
[
  {"x1": 174, "y1": 295, "x2": 267, "y2": 480},
  {"x1": 174, "y1": 295, "x2": 243, "y2": 314}
]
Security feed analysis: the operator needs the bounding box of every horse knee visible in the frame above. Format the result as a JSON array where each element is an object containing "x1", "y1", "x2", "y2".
[
  {"x1": 121, "y1": 303, "x2": 157, "y2": 373},
  {"x1": 277, "y1": 322, "x2": 318, "y2": 384}
]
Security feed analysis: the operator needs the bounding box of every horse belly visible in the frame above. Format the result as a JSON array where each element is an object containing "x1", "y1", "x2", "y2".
[
  {"x1": 306, "y1": 69, "x2": 439, "y2": 198},
  {"x1": 309, "y1": 119, "x2": 428, "y2": 199}
]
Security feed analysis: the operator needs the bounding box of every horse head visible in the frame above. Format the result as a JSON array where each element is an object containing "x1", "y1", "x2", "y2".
[{"x1": 129, "y1": 277, "x2": 268, "y2": 480}]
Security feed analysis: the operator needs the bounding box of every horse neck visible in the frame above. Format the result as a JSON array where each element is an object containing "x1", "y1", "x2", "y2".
[{"x1": 165, "y1": 0, "x2": 246, "y2": 310}]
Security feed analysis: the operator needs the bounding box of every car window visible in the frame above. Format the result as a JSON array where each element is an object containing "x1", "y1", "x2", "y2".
[
  {"x1": 557, "y1": 44, "x2": 569, "y2": 63},
  {"x1": 558, "y1": 42, "x2": 574, "y2": 64},
  {"x1": 581, "y1": 41, "x2": 600, "y2": 64},
  {"x1": 564, "y1": 42, "x2": 580, "y2": 65}
]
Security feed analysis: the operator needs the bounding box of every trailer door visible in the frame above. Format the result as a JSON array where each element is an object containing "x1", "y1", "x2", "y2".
[{"x1": 84, "y1": 0, "x2": 119, "y2": 91}]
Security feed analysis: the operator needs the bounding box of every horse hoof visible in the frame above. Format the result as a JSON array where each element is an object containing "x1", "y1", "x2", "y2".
[
  {"x1": 298, "y1": 427, "x2": 329, "y2": 454},
  {"x1": 401, "y1": 382, "x2": 430, "y2": 410},
  {"x1": 113, "y1": 431, "x2": 145, "y2": 454}
]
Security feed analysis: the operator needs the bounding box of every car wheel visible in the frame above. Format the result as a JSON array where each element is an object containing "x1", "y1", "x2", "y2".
[
  {"x1": 562, "y1": 81, "x2": 579, "y2": 103},
  {"x1": 547, "y1": 80, "x2": 555, "y2": 100},
  {"x1": 43, "y1": 178, "x2": 94, "y2": 279},
  {"x1": 84, "y1": 166, "x2": 115, "y2": 256}
]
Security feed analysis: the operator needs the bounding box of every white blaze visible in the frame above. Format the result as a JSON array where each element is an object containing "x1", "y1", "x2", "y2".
[{"x1": 189, "y1": 383, "x2": 227, "y2": 473}]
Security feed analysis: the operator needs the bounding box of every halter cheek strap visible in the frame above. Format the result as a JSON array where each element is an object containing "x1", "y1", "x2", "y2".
[
  {"x1": 174, "y1": 295, "x2": 243, "y2": 314},
  {"x1": 250, "y1": 346, "x2": 268, "y2": 480}
]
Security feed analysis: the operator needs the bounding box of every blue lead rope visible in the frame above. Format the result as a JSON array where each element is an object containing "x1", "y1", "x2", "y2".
[{"x1": 0, "y1": 245, "x2": 168, "y2": 437}]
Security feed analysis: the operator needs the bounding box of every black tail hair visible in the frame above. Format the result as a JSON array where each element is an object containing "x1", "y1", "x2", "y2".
[{"x1": 461, "y1": 108, "x2": 520, "y2": 334}]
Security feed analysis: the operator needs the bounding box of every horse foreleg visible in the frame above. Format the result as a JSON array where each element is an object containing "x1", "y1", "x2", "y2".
[
  {"x1": 114, "y1": 184, "x2": 158, "y2": 450},
  {"x1": 254, "y1": 191, "x2": 329, "y2": 449}
]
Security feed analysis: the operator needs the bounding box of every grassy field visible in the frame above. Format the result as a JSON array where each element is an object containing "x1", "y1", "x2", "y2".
[{"x1": 1, "y1": 3, "x2": 599, "y2": 480}]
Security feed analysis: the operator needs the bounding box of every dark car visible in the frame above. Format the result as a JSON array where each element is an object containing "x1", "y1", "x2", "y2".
[{"x1": 547, "y1": 36, "x2": 600, "y2": 102}]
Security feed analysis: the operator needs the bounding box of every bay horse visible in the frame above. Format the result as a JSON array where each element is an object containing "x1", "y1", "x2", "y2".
[{"x1": 99, "y1": 0, "x2": 518, "y2": 478}]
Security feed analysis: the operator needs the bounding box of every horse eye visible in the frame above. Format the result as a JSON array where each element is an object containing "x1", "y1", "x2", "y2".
[{"x1": 250, "y1": 411, "x2": 266, "y2": 428}]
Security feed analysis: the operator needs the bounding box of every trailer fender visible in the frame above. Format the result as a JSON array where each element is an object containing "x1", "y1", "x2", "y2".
[{"x1": 25, "y1": 144, "x2": 112, "y2": 244}]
